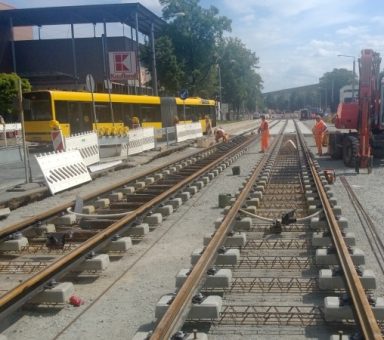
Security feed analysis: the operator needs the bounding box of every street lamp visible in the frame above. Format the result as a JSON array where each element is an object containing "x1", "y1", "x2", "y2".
[
  {"x1": 217, "y1": 63, "x2": 222, "y2": 120},
  {"x1": 337, "y1": 54, "x2": 356, "y2": 101}
]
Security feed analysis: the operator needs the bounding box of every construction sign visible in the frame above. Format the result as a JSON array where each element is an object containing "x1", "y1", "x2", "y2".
[{"x1": 109, "y1": 51, "x2": 137, "y2": 80}]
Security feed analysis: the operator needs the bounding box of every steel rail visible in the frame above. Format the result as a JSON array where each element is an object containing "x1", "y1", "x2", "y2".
[
  {"x1": 340, "y1": 175, "x2": 384, "y2": 274},
  {"x1": 1, "y1": 123, "x2": 272, "y2": 239},
  {"x1": 0, "y1": 141, "x2": 230, "y2": 239},
  {"x1": 296, "y1": 121, "x2": 382, "y2": 339},
  {"x1": 150, "y1": 120, "x2": 288, "y2": 340},
  {"x1": 0, "y1": 134, "x2": 256, "y2": 319}
]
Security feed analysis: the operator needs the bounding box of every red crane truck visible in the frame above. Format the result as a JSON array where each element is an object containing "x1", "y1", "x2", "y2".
[{"x1": 328, "y1": 49, "x2": 384, "y2": 172}]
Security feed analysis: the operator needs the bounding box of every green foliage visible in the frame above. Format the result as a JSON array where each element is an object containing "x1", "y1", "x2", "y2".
[
  {"x1": 141, "y1": 35, "x2": 184, "y2": 96},
  {"x1": 218, "y1": 37, "x2": 263, "y2": 113},
  {"x1": 319, "y1": 68, "x2": 355, "y2": 111},
  {"x1": 264, "y1": 68, "x2": 355, "y2": 113},
  {"x1": 141, "y1": 0, "x2": 264, "y2": 116},
  {"x1": 0, "y1": 73, "x2": 31, "y2": 121},
  {"x1": 160, "y1": 0, "x2": 232, "y2": 96}
]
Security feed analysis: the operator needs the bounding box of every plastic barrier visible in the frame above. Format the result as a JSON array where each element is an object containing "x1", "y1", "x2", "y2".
[
  {"x1": 35, "y1": 150, "x2": 91, "y2": 195},
  {"x1": 127, "y1": 128, "x2": 144, "y2": 156},
  {"x1": 0, "y1": 123, "x2": 22, "y2": 138},
  {"x1": 141, "y1": 127, "x2": 155, "y2": 152},
  {"x1": 51, "y1": 129, "x2": 65, "y2": 151},
  {"x1": 124, "y1": 127, "x2": 155, "y2": 156},
  {"x1": 176, "y1": 122, "x2": 203, "y2": 142},
  {"x1": 65, "y1": 131, "x2": 100, "y2": 166}
]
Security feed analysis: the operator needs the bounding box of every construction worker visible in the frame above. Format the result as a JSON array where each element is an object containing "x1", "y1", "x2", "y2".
[
  {"x1": 205, "y1": 116, "x2": 212, "y2": 135},
  {"x1": 131, "y1": 116, "x2": 140, "y2": 129},
  {"x1": 312, "y1": 115, "x2": 328, "y2": 155},
  {"x1": 258, "y1": 114, "x2": 270, "y2": 152},
  {"x1": 214, "y1": 127, "x2": 228, "y2": 143}
]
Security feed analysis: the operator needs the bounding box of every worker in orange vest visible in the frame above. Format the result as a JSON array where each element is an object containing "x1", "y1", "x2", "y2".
[
  {"x1": 312, "y1": 115, "x2": 328, "y2": 155},
  {"x1": 132, "y1": 116, "x2": 140, "y2": 129},
  {"x1": 205, "y1": 116, "x2": 212, "y2": 135},
  {"x1": 214, "y1": 127, "x2": 228, "y2": 143},
  {"x1": 258, "y1": 114, "x2": 270, "y2": 153}
]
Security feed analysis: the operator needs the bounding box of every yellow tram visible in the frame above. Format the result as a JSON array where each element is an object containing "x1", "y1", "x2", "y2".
[{"x1": 23, "y1": 90, "x2": 216, "y2": 142}]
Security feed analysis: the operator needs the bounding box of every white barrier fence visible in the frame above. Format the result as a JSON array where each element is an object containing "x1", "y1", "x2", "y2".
[
  {"x1": 141, "y1": 127, "x2": 156, "y2": 152},
  {"x1": 35, "y1": 150, "x2": 91, "y2": 195},
  {"x1": 120, "y1": 127, "x2": 155, "y2": 157},
  {"x1": 1, "y1": 123, "x2": 22, "y2": 134},
  {"x1": 176, "y1": 122, "x2": 203, "y2": 143},
  {"x1": 65, "y1": 131, "x2": 100, "y2": 166}
]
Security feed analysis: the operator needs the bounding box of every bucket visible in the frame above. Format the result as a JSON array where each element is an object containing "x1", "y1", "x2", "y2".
[
  {"x1": 218, "y1": 193, "x2": 232, "y2": 208},
  {"x1": 232, "y1": 166, "x2": 240, "y2": 175},
  {"x1": 323, "y1": 169, "x2": 336, "y2": 184}
]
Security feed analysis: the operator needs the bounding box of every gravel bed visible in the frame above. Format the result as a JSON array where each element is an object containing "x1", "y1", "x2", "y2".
[{"x1": 2, "y1": 119, "x2": 384, "y2": 340}]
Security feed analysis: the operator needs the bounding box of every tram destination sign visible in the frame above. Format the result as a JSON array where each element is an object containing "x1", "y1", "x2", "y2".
[{"x1": 109, "y1": 51, "x2": 137, "y2": 80}]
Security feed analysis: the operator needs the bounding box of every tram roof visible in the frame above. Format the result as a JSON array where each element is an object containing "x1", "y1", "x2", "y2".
[{"x1": 0, "y1": 3, "x2": 165, "y2": 35}]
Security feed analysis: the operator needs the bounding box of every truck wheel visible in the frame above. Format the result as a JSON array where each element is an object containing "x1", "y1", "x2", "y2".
[
  {"x1": 343, "y1": 135, "x2": 359, "y2": 167},
  {"x1": 328, "y1": 133, "x2": 342, "y2": 159}
]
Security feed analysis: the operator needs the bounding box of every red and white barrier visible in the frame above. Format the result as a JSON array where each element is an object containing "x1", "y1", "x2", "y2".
[
  {"x1": 51, "y1": 129, "x2": 65, "y2": 151},
  {"x1": 65, "y1": 131, "x2": 100, "y2": 166},
  {"x1": 35, "y1": 150, "x2": 91, "y2": 195},
  {"x1": 176, "y1": 122, "x2": 203, "y2": 142}
]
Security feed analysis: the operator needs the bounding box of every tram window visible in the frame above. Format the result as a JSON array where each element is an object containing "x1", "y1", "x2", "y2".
[
  {"x1": 177, "y1": 105, "x2": 191, "y2": 120},
  {"x1": 55, "y1": 101, "x2": 69, "y2": 123},
  {"x1": 95, "y1": 103, "x2": 110, "y2": 122},
  {"x1": 141, "y1": 104, "x2": 161, "y2": 122},
  {"x1": 112, "y1": 103, "x2": 125, "y2": 124},
  {"x1": 24, "y1": 100, "x2": 52, "y2": 121}
]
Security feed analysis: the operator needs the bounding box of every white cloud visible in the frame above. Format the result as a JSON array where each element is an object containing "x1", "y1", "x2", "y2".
[{"x1": 337, "y1": 25, "x2": 369, "y2": 36}]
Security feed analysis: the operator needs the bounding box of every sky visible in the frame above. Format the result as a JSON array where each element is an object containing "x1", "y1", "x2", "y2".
[{"x1": 4, "y1": 0, "x2": 384, "y2": 92}]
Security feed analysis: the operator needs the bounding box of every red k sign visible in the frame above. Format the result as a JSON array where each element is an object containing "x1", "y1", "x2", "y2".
[{"x1": 109, "y1": 51, "x2": 137, "y2": 80}]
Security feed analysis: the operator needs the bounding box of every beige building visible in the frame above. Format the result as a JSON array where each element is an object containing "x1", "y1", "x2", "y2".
[{"x1": 0, "y1": 2, "x2": 33, "y2": 40}]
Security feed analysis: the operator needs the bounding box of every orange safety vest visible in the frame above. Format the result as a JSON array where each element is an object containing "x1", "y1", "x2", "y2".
[
  {"x1": 259, "y1": 120, "x2": 269, "y2": 135},
  {"x1": 313, "y1": 120, "x2": 327, "y2": 135}
]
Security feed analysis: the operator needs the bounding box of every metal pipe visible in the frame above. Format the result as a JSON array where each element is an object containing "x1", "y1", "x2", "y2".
[
  {"x1": 17, "y1": 79, "x2": 31, "y2": 184},
  {"x1": 135, "y1": 11, "x2": 142, "y2": 94},
  {"x1": 71, "y1": 24, "x2": 78, "y2": 85},
  {"x1": 9, "y1": 17, "x2": 16, "y2": 73},
  {"x1": 151, "y1": 23, "x2": 158, "y2": 96}
]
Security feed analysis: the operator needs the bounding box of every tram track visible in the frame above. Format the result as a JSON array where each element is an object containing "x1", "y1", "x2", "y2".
[
  {"x1": 340, "y1": 176, "x2": 384, "y2": 275},
  {"x1": 0, "y1": 128, "x2": 265, "y2": 325},
  {"x1": 2, "y1": 119, "x2": 383, "y2": 340},
  {"x1": 149, "y1": 120, "x2": 383, "y2": 340}
]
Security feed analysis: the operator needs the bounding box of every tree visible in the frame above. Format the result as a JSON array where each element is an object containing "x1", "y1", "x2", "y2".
[
  {"x1": 0, "y1": 73, "x2": 31, "y2": 121},
  {"x1": 159, "y1": 0, "x2": 232, "y2": 96},
  {"x1": 319, "y1": 68, "x2": 355, "y2": 112},
  {"x1": 141, "y1": 35, "x2": 184, "y2": 96},
  {"x1": 218, "y1": 37, "x2": 262, "y2": 114}
]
